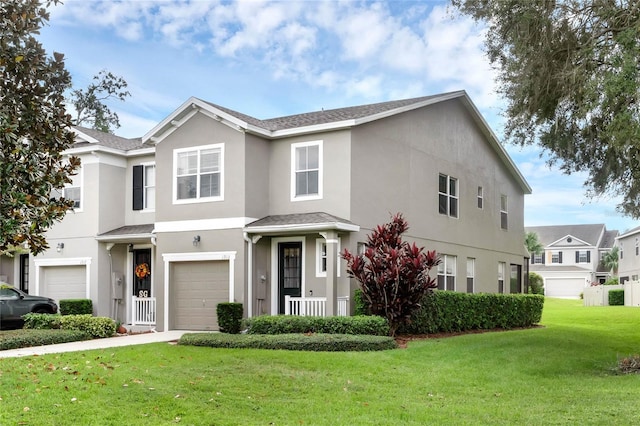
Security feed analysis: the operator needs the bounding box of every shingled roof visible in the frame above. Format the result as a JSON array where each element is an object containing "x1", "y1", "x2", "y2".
[
  {"x1": 525, "y1": 224, "x2": 617, "y2": 248},
  {"x1": 245, "y1": 212, "x2": 359, "y2": 233},
  {"x1": 203, "y1": 93, "x2": 447, "y2": 132},
  {"x1": 73, "y1": 126, "x2": 145, "y2": 151}
]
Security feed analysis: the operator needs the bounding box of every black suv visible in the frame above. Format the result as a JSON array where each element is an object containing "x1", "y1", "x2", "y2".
[{"x1": 0, "y1": 286, "x2": 58, "y2": 329}]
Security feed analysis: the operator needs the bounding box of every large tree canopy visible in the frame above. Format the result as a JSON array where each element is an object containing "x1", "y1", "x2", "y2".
[
  {"x1": 452, "y1": 0, "x2": 640, "y2": 216},
  {"x1": 0, "y1": 0, "x2": 79, "y2": 255}
]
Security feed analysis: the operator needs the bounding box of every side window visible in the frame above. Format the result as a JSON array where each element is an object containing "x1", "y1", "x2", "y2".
[
  {"x1": 438, "y1": 174, "x2": 458, "y2": 218},
  {"x1": 316, "y1": 238, "x2": 341, "y2": 277},
  {"x1": 500, "y1": 194, "x2": 508, "y2": 229},
  {"x1": 63, "y1": 166, "x2": 83, "y2": 211},
  {"x1": 133, "y1": 164, "x2": 155, "y2": 211}
]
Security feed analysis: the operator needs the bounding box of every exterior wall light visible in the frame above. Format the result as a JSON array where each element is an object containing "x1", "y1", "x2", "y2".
[
  {"x1": 56, "y1": 242, "x2": 64, "y2": 253},
  {"x1": 193, "y1": 235, "x2": 201, "y2": 246}
]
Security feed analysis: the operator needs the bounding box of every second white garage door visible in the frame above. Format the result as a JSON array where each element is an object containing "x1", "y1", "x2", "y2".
[
  {"x1": 171, "y1": 260, "x2": 229, "y2": 330},
  {"x1": 545, "y1": 278, "x2": 586, "y2": 299},
  {"x1": 42, "y1": 265, "x2": 86, "y2": 302}
]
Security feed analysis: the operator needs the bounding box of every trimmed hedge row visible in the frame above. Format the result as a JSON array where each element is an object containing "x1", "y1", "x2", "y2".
[
  {"x1": 609, "y1": 289, "x2": 624, "y2": 306},
  {"x1": 23, "y1": 313, "x2": 116, "y2": 338},
  {"x1": 178, "y1": 332, "x2": 397, "y2": 352},
  {"x1": 59, "y1": 299, "x2": 93, "y2": 315},
  {"x1": 397, "y1": 291, "x2": 545, "y2": 335},
  {"x1": 0, "y1": 329, "x2": 90, "y2": 351},
  {"x1": 244, "y1": 314, "x2": 389, "y2": 336}
]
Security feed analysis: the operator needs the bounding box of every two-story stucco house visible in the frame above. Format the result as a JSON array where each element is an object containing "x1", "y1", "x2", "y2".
[
  {"x1": 525, "y1": 224, "x2": 618, "y2": 298},
  {"x1": 0, "y1": 91, "x2": 532, "y2": 331},
  {"x1": 616, "y1": 226, "x2": 640, "y2": 284}
]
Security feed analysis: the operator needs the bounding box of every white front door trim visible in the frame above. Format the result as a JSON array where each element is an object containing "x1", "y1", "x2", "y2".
[{"x1": 270, "y1": 237, "x2": 306, "y2": 315}]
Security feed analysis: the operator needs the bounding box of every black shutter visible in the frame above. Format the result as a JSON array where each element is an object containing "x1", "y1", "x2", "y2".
[
  {"x1": 575, "y1": 251, "x2": 579, "y2": 263},
  {"x1": 587, "y1": 251, "x2": 591, "y2": 262},
  {"x1": 559, "y1": 252, "x2": 563, "y2": 263},
  {"x1": 133, "y1": 165, "x2": 144, "y2": 211},
  {"x1": 542, "y1": 253, "x2": 545, "y2": 264}
]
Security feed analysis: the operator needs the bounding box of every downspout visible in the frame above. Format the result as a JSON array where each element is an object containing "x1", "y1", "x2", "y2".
[
  {"x1": 106, "y1": 243, "x2": 115, "y2": 319},
  {"x1": 243, "y1": 232, "x2": 253, "y2": 318}
]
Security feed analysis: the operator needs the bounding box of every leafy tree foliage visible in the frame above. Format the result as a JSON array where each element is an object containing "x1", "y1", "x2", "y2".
[
  {"x1": 0, "y1": 0, "x2": 79, "y2": 255},
  {"x1": 342, "y1": 213, "x2": 440, "y2": 336},
  {"x1": 602, "y1": 246, "x2": 619, "y2": 275},
  {"x1": 452, "y1": 0, "x2": 640, "y2": 217},
  {"x1": 69, "y1": 69, "x2": 130, "y2": 133},
  {"x1": 525, "y1": 231, "x2": 543, "y2": 256}
]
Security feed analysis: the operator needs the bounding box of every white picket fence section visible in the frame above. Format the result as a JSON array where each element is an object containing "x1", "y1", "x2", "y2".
[
  {"x1": 132, "y1": 296, "x2": 156, "y2": 326},
  {"x1": 284, "y1": 296, "x2": 350, "y2": 316}
]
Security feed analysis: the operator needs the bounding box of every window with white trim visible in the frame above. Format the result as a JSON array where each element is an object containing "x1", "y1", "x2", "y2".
[
  {"x1": 498, "y1": 261, "x2": 505, "y2": 293},
  {"x1": 532, "y1": 253, "x2": 544, "y2": 264},
  {"x1": 576, "y1": 250, "x2": 590, "y2": 263},
  {"x1": 292, "y1": 141, "x2": 322, "y2": 200},
  {"x1": 439, "y1": 174, "x2": 458, "y2": 218},
  {"x1": 174, "y1": 144, "x2": 223, "y2": 203},
  {"x1": 551, "y1": 251, "x2": 563, "y2": 264},
  {"x1": 133, "y1": 163, "x2": 155, "y2": 210},
  {"x1": 466, "y1": 258, "x2": 475, "y2": 293},
  {"x1": 500, "y1": 194, "x2": 508, "y2": 229},
  {"x1": 477, "y1": 186, "x2": 483, "y2": 209},
  {"x1": 437, "y1": 254, "x2": 456, "y2": 291},
  {"x1": 316, "y1": 238, "x2": 341, "y2": 277},
  {"x1": 56, "y1": 166, "x2": 82, "y2": 211}
]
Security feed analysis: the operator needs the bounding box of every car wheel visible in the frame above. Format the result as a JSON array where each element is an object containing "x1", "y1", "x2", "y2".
[{"x1": 34, "y1": 308, "x2": 52, "y2": 314}]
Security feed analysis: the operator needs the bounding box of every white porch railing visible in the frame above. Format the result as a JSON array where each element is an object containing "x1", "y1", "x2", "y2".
[
  {"x1": 284, "y1": 296, "x2": 349, "y2": 316},
  {"x1": 132, "y1": 296, "x2": 156, "y2": 326}
]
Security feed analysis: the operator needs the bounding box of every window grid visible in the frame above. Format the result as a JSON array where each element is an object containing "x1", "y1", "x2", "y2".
[
  {"x1": 498, "y1": 261, "x2": 505, "y2": 293},
  {"x1": 438, "y1": 174, "x2": 458, "y2": 218},
  {"x1": 477, "y1": 186, "x2": 483, "y2": 209},
  {"x1": 291, "y1": 141, "x2": 322, "y2": 200},
  {"x1": 437, "y1": 254, "x2": 456, "y2": 291},
  {"x1": 500, "y1": 194, "x2": 508, "y2": 229},
  {"x1": 144, "y1": 164, "x2": 155, "y2": 210},
  {"x1": 174, "y1": 145, "x2": 223, "y2": 202}
]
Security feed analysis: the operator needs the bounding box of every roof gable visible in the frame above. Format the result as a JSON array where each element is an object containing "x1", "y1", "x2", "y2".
[
  {"x1": 142, "y1": 91, "x2": 531, "y2": 194},
  {"x1": 526, "y1": 224, "x2": 616, "y2": 248}
]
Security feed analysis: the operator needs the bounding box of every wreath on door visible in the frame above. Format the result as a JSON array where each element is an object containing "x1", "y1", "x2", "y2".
[{"x1": 135, "y1": 263, "x2": 150, "y2": 279}]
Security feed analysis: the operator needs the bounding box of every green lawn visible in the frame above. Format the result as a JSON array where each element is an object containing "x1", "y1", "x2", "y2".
[{"x1": 1, "y1": 298, "x2": 639, "y2": 425}]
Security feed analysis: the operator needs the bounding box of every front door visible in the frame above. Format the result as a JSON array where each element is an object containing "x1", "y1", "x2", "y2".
[
  {"x1": 133, "y1": 249, "x2": 152, "y2": 298},
  {"x1": 278, "y1": 242, "x2": 302, "y2": 314}
]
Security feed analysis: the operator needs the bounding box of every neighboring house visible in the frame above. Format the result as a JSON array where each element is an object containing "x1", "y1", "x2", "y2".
[
  {"x1": 616, "y1": 226, "x2": 640, "y2": 284},
  {"x1": 525, "y1": 224, "x2": 618, "y2": 298},
  {"x1": 0, "y1": 91, "x2": 531, "y2": 331}
]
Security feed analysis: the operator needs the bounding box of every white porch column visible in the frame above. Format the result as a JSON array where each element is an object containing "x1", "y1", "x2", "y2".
[{"x1": 321, "y1": 230, "x2": 339, "y2": 316}]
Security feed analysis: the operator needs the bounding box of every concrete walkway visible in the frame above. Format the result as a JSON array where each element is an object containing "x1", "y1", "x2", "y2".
[{"x1": 0, "y1": 330, "x2": 195, "y2": 358}]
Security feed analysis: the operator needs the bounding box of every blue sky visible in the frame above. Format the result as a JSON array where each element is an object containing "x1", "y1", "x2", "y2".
[{"x1": 40, "y1": 0, "x2": 638, "y2": 233}]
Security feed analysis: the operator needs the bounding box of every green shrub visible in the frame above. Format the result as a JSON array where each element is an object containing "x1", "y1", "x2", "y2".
[
  {"x1": 0, "y1": 329, "x2": 90, "y2": 350},
  {"x1": 609, "y1": 289, "x2": 624, "y2": 306},
  {"x1": 244, "y1": 315, "x2": 389, "y2": 336},
  {"x1": 178, "y1": 333, "x2": 397, "y2": 352},
  {"x1": 216, "y1": 302, "x2": 243, "y2": 334},
  {"x1": 59, "y1": 299, "x2": 93, "y2": 315},
  {"x1": 398, "y1": 292, "x2": 544, "y2": 335},
  {"x1": 528, "y1": 272, "x2": 544, "y2": 295},
  {"x1": 353, "y1": 288, "x2": 369, "y2": 316},
  {"x1": 58, "y1": 314, "x2": 116, "y2": 338},
  {"x1": 22, "y1": 312, "x2": 62, "y2": 329},
  {"x1": 604, "y1": 277, "x2": 619, "y2": 286}
]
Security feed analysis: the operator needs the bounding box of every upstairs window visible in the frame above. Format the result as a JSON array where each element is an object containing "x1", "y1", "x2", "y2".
[
  {"x1": 52, "y1": 165, "x2": 82, "y2": 211},
  {"x1": 174, "y1": 144, "x2": 223, "y2": 203},
  {"x1": 477, "y1": 186, "x2": 483, "y2": 209},
  {"x1": 500, "y1": 194, "x2": 508, "y2": 229},
  {"x1": 439, "y1": 174, "x2": 458, "y2": 218},
  {"x1": 575, "y1": 250, "x2": 590, "y2": 263},
  {"x1": 551, "y1": 251, "x2": 563, "y2": 264},
  {"x1": 133, "y1": 163, "x2": 155, "y2": 210},
  {"x1": 532, "y1": 253, "x2": 544, "y2": 264},
  {"x1": 292, "y1": 141, "x2": 322, "y2": 200}
]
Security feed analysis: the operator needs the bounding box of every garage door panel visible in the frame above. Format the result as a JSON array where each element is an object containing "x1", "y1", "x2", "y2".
[
  {"x1": 171, "y1": 261, "x2": 229, "y2": 331},
  {"x1": 545, "y1": 278, "x2": 585, "y2": 298},
  {"x1": 43, "y1": 266, "x2": 86, "y2": 302}
]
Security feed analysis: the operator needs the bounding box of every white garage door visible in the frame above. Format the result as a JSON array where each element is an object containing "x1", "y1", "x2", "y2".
[
  {"x1": 42, "y1": 266, "x2": 86, "y2": 302},
  {"x1": 171, "y1": 261, "x2": 229, "y2": 331},
  {"x1": 545, "y1": 278, "x2": 585, "y2": 298}
]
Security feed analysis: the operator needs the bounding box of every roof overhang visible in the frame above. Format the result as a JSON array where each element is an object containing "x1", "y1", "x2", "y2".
[
  {"x1": 244, "y1": 213, "x2": 360, "y2": 235},
  {"x1": 95, "y1": 225, "x2": 155, "y2": 244}
]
